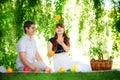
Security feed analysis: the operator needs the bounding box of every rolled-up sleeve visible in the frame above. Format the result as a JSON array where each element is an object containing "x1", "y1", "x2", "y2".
[{"x1": 17, "y1": 40, "x2": 26, "y2": 53}]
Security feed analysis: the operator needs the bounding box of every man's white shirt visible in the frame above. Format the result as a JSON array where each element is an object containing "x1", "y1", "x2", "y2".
[{"x1": 16, "y1": 34, "x2": 37, "y2": 69}]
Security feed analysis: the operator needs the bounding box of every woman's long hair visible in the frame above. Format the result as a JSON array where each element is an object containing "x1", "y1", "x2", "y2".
[{"x1": 52, "y1": 23, "x2": 70, "y2": 52}]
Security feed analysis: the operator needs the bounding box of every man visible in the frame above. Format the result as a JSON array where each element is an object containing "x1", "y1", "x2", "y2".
[{"x1": 16, "y1": 21, "x2": 49, "y2": 72}]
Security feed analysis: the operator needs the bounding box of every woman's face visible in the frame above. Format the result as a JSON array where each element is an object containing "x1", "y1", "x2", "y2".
[{"x1": 55, "y1": 26, "x2": 65, "y2": 34}]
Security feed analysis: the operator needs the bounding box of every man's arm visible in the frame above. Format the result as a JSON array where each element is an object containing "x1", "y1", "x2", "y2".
[{"x1": 19, "y1": 52, "x2": 40, "y2": 72}]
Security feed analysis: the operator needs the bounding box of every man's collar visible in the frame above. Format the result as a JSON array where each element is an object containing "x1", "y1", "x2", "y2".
[{"x1": 24, "y1": 34, "x2": 32, "y2": 40}]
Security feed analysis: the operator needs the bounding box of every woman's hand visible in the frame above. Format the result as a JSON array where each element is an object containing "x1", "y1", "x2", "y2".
[
  {"x1": 57, "y1": 38, "x2": 64, "y2": 45},
  {"x1": 57, "y1": 37, "x2": 70, "y2": 52}
]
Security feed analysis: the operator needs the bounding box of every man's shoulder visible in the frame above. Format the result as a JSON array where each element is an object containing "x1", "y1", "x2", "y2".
[{"x1": 17, "y1": 36, "x2": 26, "y2": 44}]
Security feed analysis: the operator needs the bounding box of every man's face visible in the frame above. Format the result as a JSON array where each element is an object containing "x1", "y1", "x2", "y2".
[{"x1": 26, "y1": 24, "x2": 36, "y2": 36}]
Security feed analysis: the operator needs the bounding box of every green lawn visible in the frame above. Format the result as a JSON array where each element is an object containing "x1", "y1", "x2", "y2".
[{"x1": 0, "y1": 70, "x2": 120, "y2": 80}]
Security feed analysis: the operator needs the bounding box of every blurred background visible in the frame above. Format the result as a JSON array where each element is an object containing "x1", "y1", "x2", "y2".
[{"x1": 0, "y1": 0, "x2": 120, "y2": 70}]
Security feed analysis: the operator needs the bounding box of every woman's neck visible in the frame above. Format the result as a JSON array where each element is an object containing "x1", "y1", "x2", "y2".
[{"x1": 57, "y1": 34, "x2": 63, "y2": 39}]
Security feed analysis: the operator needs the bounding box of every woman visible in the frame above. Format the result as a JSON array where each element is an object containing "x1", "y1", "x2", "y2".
[
  {"x1": 47, "y1": 23, "x2": 91, "y2": 72},
  {"x1": 47, "y1": 23, "x2": 73, "y2": 71}
]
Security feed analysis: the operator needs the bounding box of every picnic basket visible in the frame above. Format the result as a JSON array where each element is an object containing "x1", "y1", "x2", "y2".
[{"x1": 90, "y1": 53, "x2": 112, "y2": 70}]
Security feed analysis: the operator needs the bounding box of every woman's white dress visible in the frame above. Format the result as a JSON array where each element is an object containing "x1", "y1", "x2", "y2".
[{"x1": 52, "y1": 52, "x2": 91, "y2": 72}]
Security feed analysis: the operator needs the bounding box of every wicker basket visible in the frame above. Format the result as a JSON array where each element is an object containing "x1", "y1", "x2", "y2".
[{"x1": 90, "y1": 53, "x2": 112, "y2": 70}]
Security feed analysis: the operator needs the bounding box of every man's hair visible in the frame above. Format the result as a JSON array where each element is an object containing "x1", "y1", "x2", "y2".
[{"x1": 24, "y1": 21, "x2": 35, "y2": 33}]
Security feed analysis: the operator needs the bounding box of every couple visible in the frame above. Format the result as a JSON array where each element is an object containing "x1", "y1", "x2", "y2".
[{"x1": 16, "y1": 20, "x2": 91, "y2": 72}]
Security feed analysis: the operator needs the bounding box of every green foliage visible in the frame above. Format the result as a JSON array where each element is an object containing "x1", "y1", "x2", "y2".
[
  {"x1": 0, "y1": 0, "x2": 9, "y2": 4},
  {"x1": 28, "y1": 0, "x2": 37, "y2": 7},
  {"x1": 89, "y1": 42, "x2": 103, "y2": 57},
  {"x1": 93, "y1": 0, "x2": 103, "y2": 19},
  {"x1": 114, "y1": 18, "x2": 120, "y2": 32},
  {"x1": 0, "y1": 51, "x2": 17, "y2": 70},
  {"x1": 55, "y1": 0, "x2": 66, "y2": 23}
]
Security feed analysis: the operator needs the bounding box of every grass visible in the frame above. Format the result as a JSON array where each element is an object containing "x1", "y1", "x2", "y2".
[{"x1": 0, "y1": 70, "x2": 120, "y2": 80}]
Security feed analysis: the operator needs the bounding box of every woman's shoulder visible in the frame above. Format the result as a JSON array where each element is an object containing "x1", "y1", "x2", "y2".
[{"x1": 49, "y1": 37, "x2": 54, "y2": 43}]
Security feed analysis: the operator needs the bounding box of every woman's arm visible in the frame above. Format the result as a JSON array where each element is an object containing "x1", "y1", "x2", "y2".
[
  {"x1": 47, "y1": 41, "x2": 53, "y2": 57},
  {"x1": 61, "y1": 42, "x2": 70, "y2": 52},
  {"x1": 57, "y1": 38, "x2": 70, "y2": 52}
]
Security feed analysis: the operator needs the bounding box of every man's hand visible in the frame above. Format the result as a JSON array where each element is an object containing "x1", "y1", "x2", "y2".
[{"x1": 32, "y1": 67, "x2": 41, "y2": 72}]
